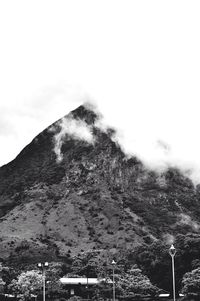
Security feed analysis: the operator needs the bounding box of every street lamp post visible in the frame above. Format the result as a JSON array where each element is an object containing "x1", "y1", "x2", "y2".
[
  {"x1": 111, "y1": 260, "x2": 116, "y2": 301},
  {"x1": 169, "y1": 245, "x2": 176, "y2": 301},
  {"x1": 86, "y1": 266, "x2": 89, "y2": 300},
  {"x1": 38, "y1": 262, "x2": 49, "y2": 301}
]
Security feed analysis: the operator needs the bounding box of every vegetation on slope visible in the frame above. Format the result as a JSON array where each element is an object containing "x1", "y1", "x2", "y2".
[{"x1": 0, "y1": 105, "x2": 200, "y2": 294}]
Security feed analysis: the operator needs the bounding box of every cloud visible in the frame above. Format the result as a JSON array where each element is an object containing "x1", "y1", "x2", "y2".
[
  {"x1": 49, "y1": 115, "x2": 95, "y2": 163},
  {"x1": 0, "y1": 115, "x2": 14, "y2": 137},
  {"x1": 92, "y1": 98, "x2": 200, "y2": 185},
  {"x1": 0, "y1": 0, "x2": 200, "y2": 183}
]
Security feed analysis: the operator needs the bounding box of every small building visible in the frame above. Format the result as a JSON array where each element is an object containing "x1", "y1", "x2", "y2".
[
  {"x1": 60, "y1": 277, "x2": 112, "y2": 298},
  {"x1": 158, "y1": 293, "x2": 170, "y2": 298}
]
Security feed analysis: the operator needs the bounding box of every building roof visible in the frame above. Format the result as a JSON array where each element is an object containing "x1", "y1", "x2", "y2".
[{"x1": 60, "y1": 277, "x2": 112, "y2": 285}]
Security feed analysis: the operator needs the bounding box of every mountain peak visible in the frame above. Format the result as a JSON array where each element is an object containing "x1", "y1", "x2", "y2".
[{"x1": 69, "y1": 103, "x2": 100, "y2": 126}]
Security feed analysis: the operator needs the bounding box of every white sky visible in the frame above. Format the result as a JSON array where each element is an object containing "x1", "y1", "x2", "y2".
[{"x1": 1, "y1": 1, "x2": 200, "y2": 182}]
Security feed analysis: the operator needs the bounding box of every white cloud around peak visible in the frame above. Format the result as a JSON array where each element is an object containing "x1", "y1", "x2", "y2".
[{"x1": 0, "y1": 1, "x2": 200, "y2": 184}]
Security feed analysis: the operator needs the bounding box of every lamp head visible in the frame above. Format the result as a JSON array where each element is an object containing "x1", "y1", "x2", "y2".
[
  {"x1": 169, "y1": 244, "x2": 176, "y2": 256},
  {"x1": 37, "y1": 262, "x2": 49, "y2": 268},
  {"x1": 111, "y1": 259, "x2": 116, "y2": 265}
]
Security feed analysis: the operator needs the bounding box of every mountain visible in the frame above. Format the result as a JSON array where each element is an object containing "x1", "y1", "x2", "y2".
[{"x1": 0, "y1": 104, "x2": 200, "y2": 267}]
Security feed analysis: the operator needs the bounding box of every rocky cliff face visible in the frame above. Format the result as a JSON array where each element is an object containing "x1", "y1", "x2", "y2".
[{"x1": 0, "y1": 105, "x2": 200, "y2": 265}]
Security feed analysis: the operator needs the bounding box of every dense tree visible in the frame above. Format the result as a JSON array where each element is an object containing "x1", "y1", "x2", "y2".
[
  {"x1": 0, "y1": 263, "x2": 15, "y2": 293},
  {"x1": 0, "y1": 264, "x2": 6, "y2": 293},
  {"x1": 3, "y1": 232, "x2": 200, "y2": 299},
  {"x1": 116, "y1": 265, "x2": 159, "y2": 298},
  {"x1": 8, "y1": 270, "x2": 42, "y2": 301},
  {"x1": 70, "y1": 251, "x2": 101, "y2": 277},
  {"x1": 134, "y1": 234, "x2": 200, "y2": 293},
  {"x1": 94, "y1": 265, "x2": 159, "y2": 300},
  {"x1": 181, "y1": 267, "x2": 200, "y2": 297},
  {"x1": 135, "y1": 241, "x2": 172, "y2": 292},
  {"x1": 45, "y1": 262, "x2": 68, "y2": 298}
]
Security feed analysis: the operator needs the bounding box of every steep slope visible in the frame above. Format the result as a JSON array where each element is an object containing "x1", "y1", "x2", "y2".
[{"x1": 0, "y1": 104, "x2": 200, "y2": 264}]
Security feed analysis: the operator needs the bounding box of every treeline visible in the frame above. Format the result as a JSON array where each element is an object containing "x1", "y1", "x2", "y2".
[{"x1": 1, "y1": 233, "x2": 200, "y2": 299}]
